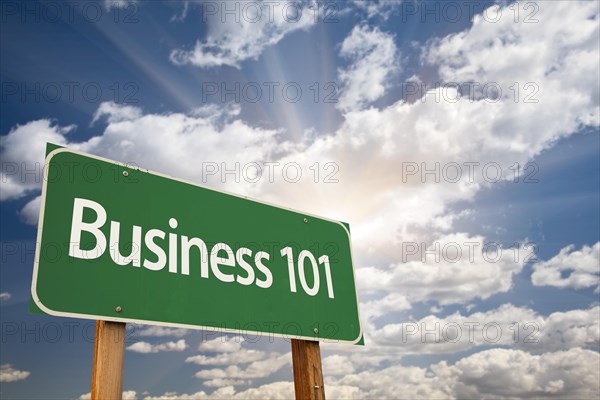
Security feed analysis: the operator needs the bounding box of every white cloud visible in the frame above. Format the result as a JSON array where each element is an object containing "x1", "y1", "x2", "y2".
[
  {"x1": 337, "y1": 25, "x2": 399, "y2": 112},
  {"x1": 358, "y1": 233, "x2": 528, "y2": 306},
  {"x1": 0, "y1": 120, "x2": 72, "y2": 201},
  {"x1": 450, "y1": 347, "x2": 599, "y2": 399},
  {"x1": 128, "y1": 347, "x2": 600, "y2": 399},
  {"x1": 328, "y1": 347, "x2": 600, "y2": 399},
  {"x1": 170, "y1": 1, "x2": 190, "y2": 23},
  {"x1": 425, "y1": 1, "x2": 599, "y2": 131},
  {"x1": 124, "y1": 391, "x2": 139, "y2": 400},
  {"x1": 529, "y1": 306, "x2": 600, "y2": 352},
  {"x1": 532, "y1": 242, "x2": 600, "y2": 291},
  {"x1": 1, "y1": 101, "x2": 280, "y2": 219},
  {"x1": 197, "y1": 337, "x2": 245, "y2": 353},
  {"x1": 103, "y1": 0, "x2": 137, "y2": 11},
  {"x1": 92, "y1": 101, "x2": 143, "y2": 125},
  {"x1": 0, "y1": 364, "x2": 30, "y2": 382},
  {"x1": 362, "y1": 292, "x2": 411, "y2": 321},
  {"x1": 144, "y1": 382, "x2": 293, "y2": 400},
  {"x1": 194, "y1": 352, "x2": 290, "y2": 381},
  {"x1": 79, "y1": 390, "x2": 137, "y2": 400},
  {"x1": 186, "y1": 349, "x2": 267, "y2": 366},
  {"x1": 126, "y1": 339, "x2": 187, "y2": 353},
  {"x1": 369, "y1": 304, "x2": 600, "y2": 355},
  {"x1": 203, "y1": 379, "x2": 248, "y2": 388},
  {"x1": 133, "y1": 325, "x2": 189, "y2": 338},
  {"x1": 322, "y1": 354, "x2": 355, "y2": 376},
  {"x1": 352, "y1": 0, "x2": 400, "y2": 20},
  {"x1": 188, "y1": 342, "x2": 282, "y2": 388},
  {"x1": 170, "y1": 1, "x2": 316, "y2": 68},
  {"x1": 327, "y1": 363, "x2": 453, "y2": 399},
  {"x1": 0, "y1": 292, "x2": 11, "y2": 301},
  {"x1": 18, "y1": 195, "x2": 41, "y2": 225}
]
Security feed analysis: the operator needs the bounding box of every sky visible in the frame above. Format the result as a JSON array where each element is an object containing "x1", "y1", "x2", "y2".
[{"x1": 1, "y1": 0, "x2": 599, "y2": 398}]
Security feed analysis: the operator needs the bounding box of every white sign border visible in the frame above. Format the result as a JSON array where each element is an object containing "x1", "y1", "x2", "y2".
[{"x1": 31, "y1": 146, "x2": 364, "y2": 345}]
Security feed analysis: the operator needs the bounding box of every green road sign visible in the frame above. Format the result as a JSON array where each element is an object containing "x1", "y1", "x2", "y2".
[{"x1": 31, "y1": 145, "x2": 362, "y2": 344}]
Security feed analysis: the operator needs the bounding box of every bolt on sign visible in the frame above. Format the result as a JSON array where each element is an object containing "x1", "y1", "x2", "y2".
[{"x1": 31, "y1": 144, "x2": 363, "y2": 344}]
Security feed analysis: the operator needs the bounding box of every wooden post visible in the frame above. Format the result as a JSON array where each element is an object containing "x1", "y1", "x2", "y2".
[
  {"x1": 291, "y1": 339, "x2": 325, "y2": 400},
  {"x1": 91, "y1": 321, "x2": 126, "y2": 400}
]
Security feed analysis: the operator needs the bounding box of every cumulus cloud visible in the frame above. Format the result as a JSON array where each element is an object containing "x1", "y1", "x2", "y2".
[
  {"x1": 0, "y1": 364, "x2": 30, "y2": 382},
  {"x1": 450, "y1": 347, "x2": 599, "y2": 399},
  {"x1": 425, "y1": 1, "x2": 599, "y2": 131},
  {"x1": 529, "y1": 306, "x2": 600, "y2": 352},
  {"x1": 322, "y1": 354, "x2": 356, "y2": 376},
  {"x1": 188, "y1": 341, "x2": 288, "y2": 387},
  {"x1": 92, "y1": 101, "x2": 143, "y2": 125},
  {"x1": 358, "y1": 233, "x2": 529, "y2": 306},
  {"x1": 194, "y1": 352, "x2": 291, "y2": 383},
  {"x1": 76, "y1": 347, "x2": 600, "y2": 399},
  {"x1": 80, "y1": 347, "x2": 600, "y2": 399},
  {"x1": 126, "y1": 339, "x2": 187, "y2": 353},
  {"x1": 532, "y1": 242, "x2": 600, "y2": 291},
  {"x1": 203, "y1": 379, "x2": 249, "y2": 388},
  {"x1": 352, "y1": 0, "x2": 400, "y2": 20},
  {"x1": 138, "y1": 347, "x2": 600, "y2": 399},
  {"x1": 369, "y1": 304, "x2": 600, "y2": 355},
  {"x1": 361, "y1": 292, "x2": 411, "y2": 323},
  {"x1": 197, "y1": 337, "x2": 245, "y2": 353},
  {"x1": 132, "y1": 325, "x2": 189, "y2": 338},
  {"x1": 1, "y1": 101, "x2": 280, "y2": 218},
  {"x1": 264, "y1": 0, "x2": 598, "y2": 267},
  {"x1": 143, "y1": 382, "x2": 294, "y2": 400},
  {"x1": 79, "y1": 390, "x2": 137, "y2": 400},
  {"x1": 103, "y1": 0, "x2": 137, "y2": 11},
  {"x1": 0, "y1": 120, "x2": 72, "y2": 201},
  {"x1": 337, "y1": 25, "x2": 399, "y2": 111},
  {"x1": 18, "y1": 195, "x2": 41, "y2": 225},
  {"x1": 328, "y1": 347, "x2": 600, "y2": 399},
  {"x1": 186, "y1": 349, "x2": 267, "y2": 366},
  {"x1": 327, "y1": 362, "x2": 453, "y2": 399},
  {"x1": 170, "y1": 1, "x2": 316, "y2": 68}
]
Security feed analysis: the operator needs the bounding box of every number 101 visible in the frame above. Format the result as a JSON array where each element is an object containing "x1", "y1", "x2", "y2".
[{"x1": 280, "y1": 247, "x2": 334, "y2": 298}]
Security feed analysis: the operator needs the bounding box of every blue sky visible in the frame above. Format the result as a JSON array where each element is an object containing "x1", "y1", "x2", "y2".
[{"x1": 1, "y1": 1, "x2": 599, "y2": 398}]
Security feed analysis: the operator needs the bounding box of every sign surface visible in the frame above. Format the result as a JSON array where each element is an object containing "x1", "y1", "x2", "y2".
[{"x1": 31, "y1": 146, "x2": 362, "y2": 344}]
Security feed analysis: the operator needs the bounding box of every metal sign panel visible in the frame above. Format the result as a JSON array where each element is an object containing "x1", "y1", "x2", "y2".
[{"x1": 31, "y1": 146, "x2": 362, "y2": 344}]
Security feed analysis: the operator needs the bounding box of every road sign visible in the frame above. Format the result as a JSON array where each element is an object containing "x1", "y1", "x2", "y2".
[{"x1": 31, "y1": 145, "x2": 362, "y2": 344}]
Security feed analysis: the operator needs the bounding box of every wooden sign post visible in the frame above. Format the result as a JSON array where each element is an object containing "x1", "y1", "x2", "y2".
[
  {"x1": 291, "y1": 339, "x2": 325, "y2": 400},
  {"x1": 91, "y1": 321, "x2": 126, "y2": 400}
]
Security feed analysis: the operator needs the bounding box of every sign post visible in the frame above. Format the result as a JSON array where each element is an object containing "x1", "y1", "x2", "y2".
[
  {"x1": 292, "y1": 339, "x2": 325, "y2": 400},
  {"x1": 91, "y1": 321, "x2": 126, "y2": 399}
]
